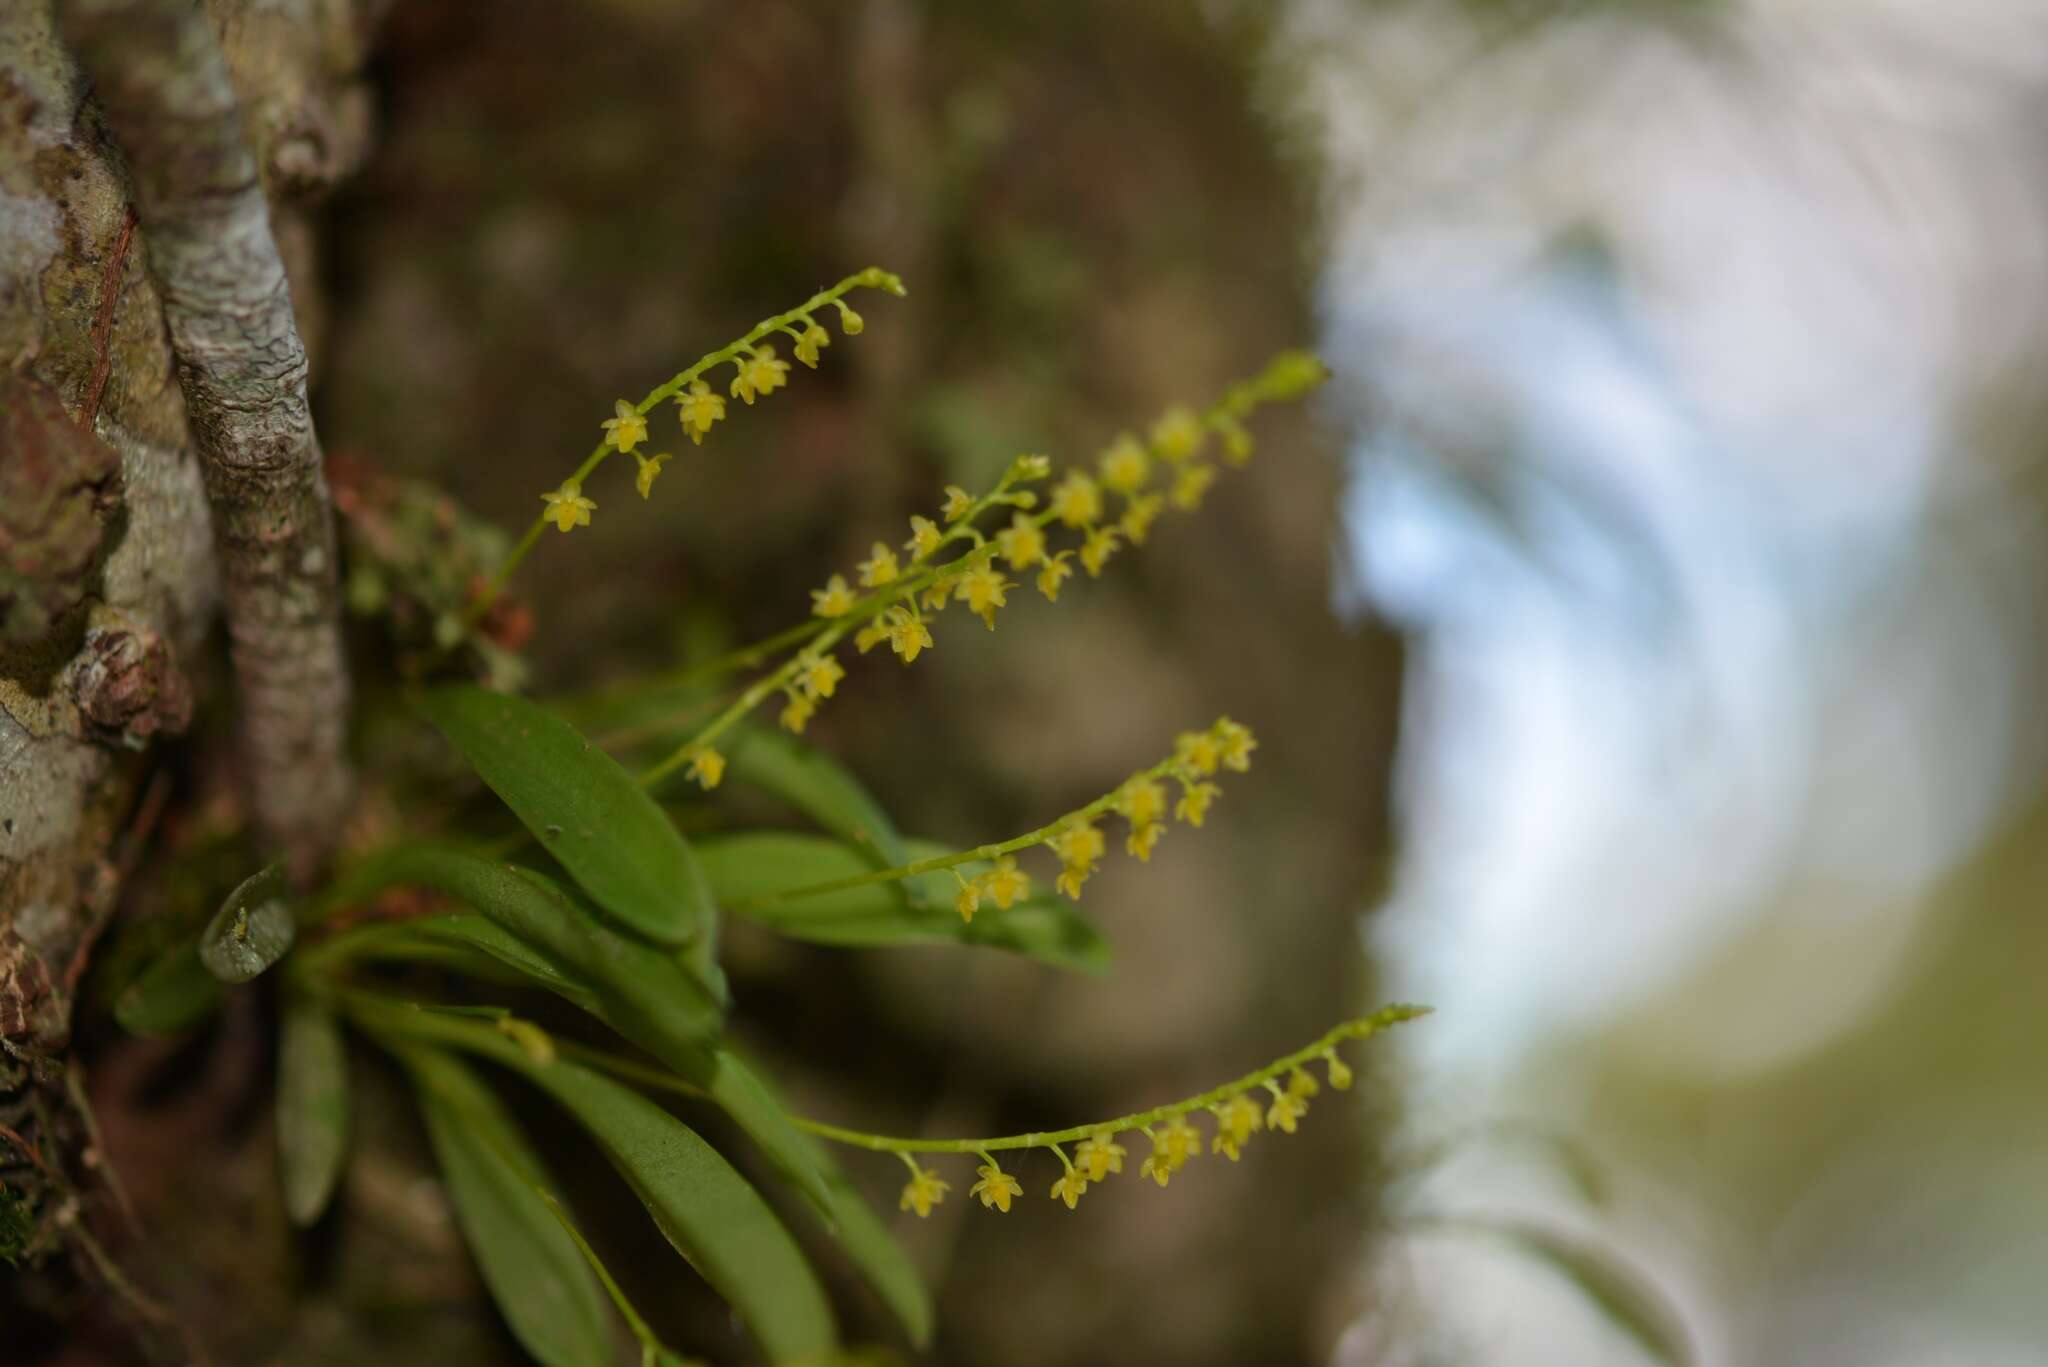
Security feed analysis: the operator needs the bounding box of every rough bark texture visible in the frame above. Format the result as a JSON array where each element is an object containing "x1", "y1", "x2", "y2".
[{"x1": 63, "y1": 0, "x2": 352, "y2": 877}]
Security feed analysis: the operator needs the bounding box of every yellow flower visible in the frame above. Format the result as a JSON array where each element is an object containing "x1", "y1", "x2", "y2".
[
  {"x1": 1176, "y1": 729, "x2": 1223, "y2": 776},
  {"x1": 1010, "y1": 453, "x2": 1053, "y2": 483},
  {"x1": 1075, "y1": 1132, "x2": 1126, "y2": 1182},
  {"x1": 854, "y1": 620, "x2": 891, "y2": 654},
  {"x1": 1140, "y1": 1116, "x2": 1202, "y2": 1186},
  {"x1": 1218, "y1": 417, "x2": 1254, "y2": 466},
  {"x1": 833, "y1": 299, "x2": 865, "y2": 335},
  {"x1": 941, "y1": 485, "x2": 975, "y2": 522},
  {"x1": 793, "y1": 321, "x2": 831, "y2": 368},
  {"x1": 857, "y1": 541, "x2": 901, "y2": 588},
  {"x1": 970, "y1": 1161, "x2": 1022, "y2": 1212},
  {"x1": 779, "y1": 693, "x2": 815, "y2": 734},
  {"x1": 1036, "y1": 550, "x2": 1075, "y2": 603},
  {"x1": 601, "y1": 399, "x2": 649, "y2": 453},
  {"x1": 1126, "y1": 822, "x2": 1163, "y2": 862},
  {"x1": 1099, "y1": 433, "x2": 1151, "y2": 495},
  {"x1": 899, "y1": 1166, "x2": 950, "y2": 1218},
  {"x1": 1175, "y1": 781, "x2": 1220, "y2": 828},
  {"x1": 1211, "y1": 1094, "x2": 1263, "y2": 1161},
  {"x1": 921, "y1": 579, "x2": 954, "y2": 613},
  {"x1": 798, "y1": 653, "x2": 846, "y2": 700},
  {"x1": 633, "y1": 451, "x2": 671, "y2": 499},
  {"x1": 1049, "y1": 1170, "x2": 1089, "y2": 1210},
  {"x1": 1119, "y1": 779, "x2": 1168, "y2": 828},
  {"x1": 1121, "y1": 492, "x2": 1165, "y2": 545},
  {"x1": 1323, "y1": 1050, "x2": 1354, "y2": 1091},
  {"x1": 541, "y1": 483, "x2": 596, "y2": 532},
  {"x1": 955, "y1": 880, "x2": 981, "y2": 922},
  {"x1": 674, "y1": 381, "x2": 725, "y2": 444},
  {"x1": 1049, "y1": 471, "x2": 1102, "y2": 529},
  {"x1": 905, "y1": 514, "x2": 943, "y2": 561},
  {"x1": 1171, "y1": 463, "x2": 1216, "y2": 512},
  {"x1": 996, "y1": 514, "x2": 1047, "y2": 572},
  {"x1": 810, "y1": 574, "x2": 858, "y2": 618},
  {"x1": 1215, "y1": 717, "x2": 1257, "y2": 772},
  {"x1": 685, "y1": 748, "x2": 726, "y2": 791},
  {"x1": 981, "y1": 856, "x2": 1030, "y2": 909},
  {"x1": 729, "y1": 346, "x2": 791, "y2": 405},
  {"x1": 1051, "y1": 821, "x2": 1105, "y2": 898},
  {"x1": 1266, "y1": 1086, "x2": 1308, "y2": 1134},
  {"x1": 1287, "y1": 1067, "x2": 1320, "y2": 1099},
  {"x1": 1080, "y1": 525, "x2": 1121, "y2": 578},
  {"x1": 955, "y1": 563, "x2": 1012, "y2": 629},
  {"x1": 1150, "y1": 406, "x2": 1205, "y2": 463},
  {"x1": 884, "y1": 609, "x2": 933, "y2": 663}
]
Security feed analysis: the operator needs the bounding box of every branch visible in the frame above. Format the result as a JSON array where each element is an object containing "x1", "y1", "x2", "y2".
[{"x1": 62, "y1": 0, "x2": 352, "y2": 875}]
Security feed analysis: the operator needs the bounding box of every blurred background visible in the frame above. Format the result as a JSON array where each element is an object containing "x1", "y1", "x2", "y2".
[{"x1": 63, "y1": 1, "x2": 2048, "y2": 1364}]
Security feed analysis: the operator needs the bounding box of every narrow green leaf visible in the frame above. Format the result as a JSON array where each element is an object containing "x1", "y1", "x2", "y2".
[
  {"x1": 277, "y1": 993, "x2": 350, "y2": 1225},
  {"x1": 113, "y1": 940, "x2": 219, "y2": 1035},
  {"x1": 404, "y1": 913, "x2": 606, "y2": 1017},
  {"x1": 199, "y1": 862, "x2": 296, "y2": 983},
  {"x1": 525, "y1": 1057, "x2": 837, "y2": 1364},
  {"x1": 405, "y1": 1048, "x2": 615, "y2": 1367},
  {"x1": 722, "y1": 1053, "x2": 932, "y2": 1348},
  {"x1": 725, "y1": 727, "x2": 908, "y2": 867},
  {"x1": 418, "y1": 685, "x2": 714, "y2": 947},
  {"x1": 1444, "y1": 1217, "x2": 1692, "y2": 1366},
  {"x1": 699, "y1": 833, "x2": 1109, "y2": 973}
]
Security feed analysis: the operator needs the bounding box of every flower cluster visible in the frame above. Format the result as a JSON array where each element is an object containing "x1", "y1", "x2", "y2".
[{"x1": 868, "y1": 1010, "x2": 1422, "y2": 1220}]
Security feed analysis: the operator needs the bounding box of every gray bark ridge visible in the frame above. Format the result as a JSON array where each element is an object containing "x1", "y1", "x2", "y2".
[{"x1": 63, "y1": 0, "x2": 352, "y2": 875}]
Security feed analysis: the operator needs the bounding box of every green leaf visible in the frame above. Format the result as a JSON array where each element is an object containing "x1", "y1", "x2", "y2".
[
  {"x1": 1445, "y1": 1217, "x2": 1693, "y2": 1366},
  {"x1": 403, "y1": 913, "x2": 606, "y2": 1017},
  {"x1": 198, "y1": 862, "x2": 296, "y2": 982},
  {"x1": 113, "y1": 940, "x2": 219, "y2": 1035},
  {"x1": 524, "y1": 1057, "x2": 837, "y2": 1364},
  {"x1": 327, "y1": 845, "x2": 724, "y2": 1050},
  {"x1": 405, "y1": 1048, "x2": 615, "y2": 1367},
  {"x1": 725, "y1": 727, "x2": 908, "y2": 867},
  {"x1": 277, "y1": 993, "x2": 350, "y2": 1225},
  {"x1": 418, "y1": 685, "x2": 715, "y2": 947},
  {"x1": 699, "y1": 833, "x2": 1109, "y2": 974},
  {"x1": 721, "y1": 1053, "x2": 932, "y2": 1348}
]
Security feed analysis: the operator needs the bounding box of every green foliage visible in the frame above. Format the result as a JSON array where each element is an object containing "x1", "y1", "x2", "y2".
[
  {"x1": 198, "y1": 861, "x2": 295, "y2": 982},
  {"x1": 113, "y1": 936, "x2": 219, "y2": 1035},
  {"x1": 722, "y1": 725, "x2": 910, "y2": 867},
  {"x1": 276, "y1": 992, "x2": 350, "y2": 1226}
]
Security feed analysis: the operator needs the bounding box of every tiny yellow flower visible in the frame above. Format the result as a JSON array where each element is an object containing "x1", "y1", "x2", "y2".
[
  {"x1": 1323, "y1": 1050, "x2": 1354, "y2": 1091},
  {"x1": 970, "y1": 1161, "x2": 1022, "y2": 1213},
  {"x1": 1150, "y1": 406, "x2": 1205, "y2": 463},
  {"x1": 1215, "y1": 717, "x2": 1257, "y2": 772},
  {"x1": 899, "y1": 1166, "x2": 950, "y2": 1218},
  {"x1": 885, "y1": 609, "x2": 933, "y2": 664},
  {"x1": 1080, "y1": 525, "x2": 1122, "y2": 578},
  {"x1": 601, "y1": 399, "x2": 649, "y2": 453},
  {"x1": 1175, "y1": 781, "x2": 1221, "y2": 828},
  {"x1": 1211, "y1": 1093, "x2": 1263, "y2": 1161},
  {"x1": 686, "y1": 748, "x2": 726, "y2": 791},
  {"x1": 920, "y1": 578, "x2": 954, "y2": 613},
  {"x1": 674, "y1": 381, "x2": 726, "y2": 444},
  {"x1": 1051, "y1": 821, "x2": 1105, "y2": 898},
  {"x1": 905, "y1": 514, "x2": 943, "y2": 561},
  {"x1": 1049, "y1": 1170, "x2": 1089, "y2": 1210},
  {"x1": 1171, "y1": 463, "x2": 1216, "y2": 512},
  {"x1": 541, "y1": 483, "x2": 596, "y2": 532},
  {"x1": 1099, "y1": 433, "x2": 1151, "y2": 495},
  {"x1": 798, "y1": 653, "x2": 846, "y2": 700},
  {"x1": 955, "y1": 878, "x2": 982, "y2": 921},
  {"x1": 810, "y1": 574, "x2": 858, "y2": 618},
  {"x1": 1140, "y1": 1116, "x2": 1202, "y2": 1186},
  {"x1": 1036, "y1": 550, "x2": 1075, "y2": 603},
  {"x1": 1176, "y1": 729, "x2": 1224, "y2": 776},
  {"x1": 955, "y1": 563, "x2": 1012, "y2": 629},
  {"x1": 1075, "y1": 1132, "x2": 1126, "y2": 1182},
  {"x1": 996, "y1": 514, "x2": 1047, "y2": 572},
  {"x1": 779, "y1": 692, "x2": 816, "y2": 734},
  {"x1": 1219, "y1": 418, "x2": 1254, "y2": 466},
  {"x1": 1119, "y1": 779, "x2": 1169, "y2": 828},
  {"x1": 857, "y1": 541, "x2": 901, "y2": 588},
  {"x1": 1287, "y1": 1067, "x2": 1320, "y2": 1099},
  {"x1": 1266, "y1": 1087, "x2": 1308, "y2": 1134},
  {"x1": 633, "y1": 451, "x2": 671, "y2": 499},
  {"x1": 854, "y1": 620, "x2": 891, "y2": 654},
  {"x1": 1009, "y1": 453, "x2": 1052, "y2": 483},
  {"x1": 1121, "y1": 492, "x2": 1165, "y2": 545},
  {"x1": 730, "y1": 346, "x2": 791, "y2": 405},
  {"x1": 1126, "y1": 822, "x2": 1164, "y2": 862},
  {"x1": 833, "y1": 298, "x2": 865, "y2": 335},
  {"x1": 1049, "y1": 471, "x2": 1102, "y2": 529},
  {"x1": 981, "y1": 856, "x2": 1030, "y2": 909},
  {"x1": 941, "y1": 485, "x2": 975, "y2": 522},
  {"x1": 792, "y1": 320, "x2": 831, "y2": 368}
]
